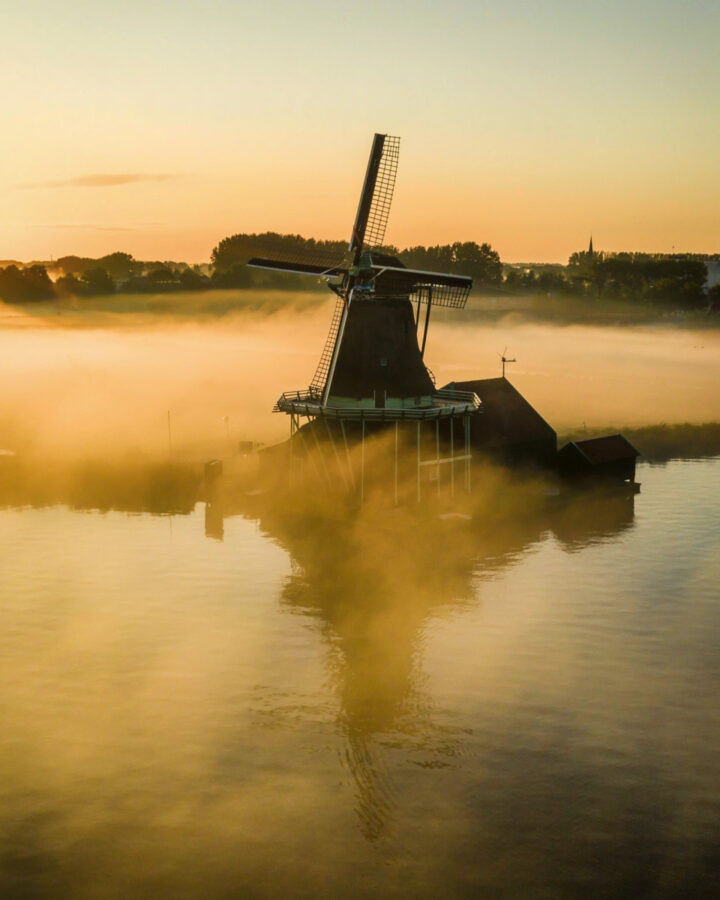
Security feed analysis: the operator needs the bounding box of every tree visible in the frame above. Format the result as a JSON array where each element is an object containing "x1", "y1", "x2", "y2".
[
  {"x1": 56, "y1": 255, "x2": 93, "y2": 276},
  {"x1": 503, "y1": 269, "x2": 523, "y2": 291},
  {"x1": 451, "y1": 241, "x2": 503, "y2": 286},
  {"x1": 0, "y1": 264, "x2": 55, "y2": 302},
  {"x1": 81, "y1": 267, "x2": 115, "y2": 295},
  {"x1": 146, "y1": 266, "x2": 177, "y2": 284},
  {"x1": 97, "y1": 252, "x2": 137, "y2": 280},
  {"x1": 180, "y1": 268, "x2": 211, "y2": 291},
  {"x1": 212, "y1": 232, "x2": 346, "y2": 273},
  {"x1": 211, "y1": 262, "x2": 253, "y2": 289},
  {"x1": 55, "y1": 273, "x2": 84, "y2": 296}
]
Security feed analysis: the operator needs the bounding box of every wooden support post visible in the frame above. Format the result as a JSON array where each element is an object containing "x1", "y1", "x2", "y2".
[
  {"x1": 360, "y1": 415, "x2": 365, "y2": 505},
  {"x1": 417, "y1": 420, "x2": 421, "y2": 503},
  {"x1": 298, "y1": 419, "x2": 327, "y2": 494},
  {"x1": 436, "y1": 416, "x2": 440, "y2": 496},
  {"x1": 325, "y1": 418, "x2": 347, "y2": 490},
  {"x1": 450, "y1": 416, "x2": 455, "y2": 498},
  {"x1": 465, "y1": 413, "x2": 471, "y2": 493},
  {"x1": 311, "y1": 418, "x2": 330, "y2": 493},
  {"x1": 340, "y1": 420, "x2": 355, "y2": 491},
  {"x1": 394, "y1": 421, "x2": 398, "y2": 506},
  {"x1": 290, "y1": 414, "x2": 295, "y2": 484}
]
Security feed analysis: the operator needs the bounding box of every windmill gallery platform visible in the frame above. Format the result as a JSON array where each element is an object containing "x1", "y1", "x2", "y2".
[{"x1": 232, "y1": 133, "x2": 639, "y2": 502}]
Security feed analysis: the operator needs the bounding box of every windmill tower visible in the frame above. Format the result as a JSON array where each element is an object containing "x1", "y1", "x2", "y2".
[{"x1": 248, "y1": 134, "x2": 480, "y2": 501}]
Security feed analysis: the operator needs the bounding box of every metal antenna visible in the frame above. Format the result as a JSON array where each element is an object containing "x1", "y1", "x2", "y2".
[{"x1": 498, "y1": 348, "x2": 516, "y2": 378}]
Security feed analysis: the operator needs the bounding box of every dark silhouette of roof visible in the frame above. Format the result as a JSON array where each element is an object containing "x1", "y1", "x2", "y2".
[
  {"x1": 562, "y1": 434, "x2": 639, "y2": 465},
  {"x1": 443, "y1": 378, "x2": 556, "y2": 444}
]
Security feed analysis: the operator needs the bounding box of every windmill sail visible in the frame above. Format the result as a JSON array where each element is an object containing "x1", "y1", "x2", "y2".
[
  {"x1": 244, "y1": 233, "x2": 348, "y2": 280},
  {"x1": 369, "y1": 263, "x2": 472, "y2": 308},
  {"x1": 349, "y1": 134, "x2": 400, "y2": 253},
  {"x1": 247, "y1": 257, "x2": 347, "y2": 278},
  {"x1": 309, "y1": 295, "x2": 346, "y2": 394}
]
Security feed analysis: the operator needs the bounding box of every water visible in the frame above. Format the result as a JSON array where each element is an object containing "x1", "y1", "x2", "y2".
[{"x1": 1, "y1": 459, "x2": 719, "y2": 898}]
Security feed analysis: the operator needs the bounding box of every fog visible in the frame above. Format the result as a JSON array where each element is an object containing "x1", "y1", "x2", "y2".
[
  {"x1": 1, "y1": 290, "x2": 718, "y2": 463},
  {"x1": 1, "y1": 290, "x2": 719, "y2": 898}
]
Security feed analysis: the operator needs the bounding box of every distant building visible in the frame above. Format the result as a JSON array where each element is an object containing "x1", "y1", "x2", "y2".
[
  {"x1": 557, "y1": 434, "x2": 639, "y2": 483},
  {"x1": 442, "y1": 377, "x2": 557, "y2": 467},
  {"x1": 705, "y1": 261, "x2": 720, "y2": 291},
  {"x1": 588, "y1": 235, "x2": 594, "y2": 258}
]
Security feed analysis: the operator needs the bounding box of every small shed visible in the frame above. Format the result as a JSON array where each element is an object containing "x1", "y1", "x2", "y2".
[
  {"x1": 557, "y1": 434, "x2": 639, "y2": 483},
  {"x1": 443, "y1": 377, "x2": 557, "y2": 467}
]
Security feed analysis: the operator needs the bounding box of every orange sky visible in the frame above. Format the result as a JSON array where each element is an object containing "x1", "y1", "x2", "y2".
[{"x1": 2, "y1": 0, "x2": 718, "y2": 264}]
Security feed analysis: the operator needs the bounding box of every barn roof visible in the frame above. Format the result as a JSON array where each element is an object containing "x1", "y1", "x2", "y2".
[
  {"x1": 443, "y1": 378, "x2": 556, "y2": 443},
  {"x1": 563, "y1": 434, "x2": 640, "y2": 464}
]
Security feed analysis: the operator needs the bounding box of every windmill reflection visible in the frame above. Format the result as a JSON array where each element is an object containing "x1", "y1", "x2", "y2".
[
  {"x1": 221, "y1": 486, "x2": 636, "y2": 840},
  {"x1": 0, "y1": 453, "x2": 635, "y2": 843}
]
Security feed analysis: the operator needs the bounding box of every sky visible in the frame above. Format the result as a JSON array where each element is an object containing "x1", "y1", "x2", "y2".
[{"x1": 2, "y1": 0, "x2": 719, "y2": 263}]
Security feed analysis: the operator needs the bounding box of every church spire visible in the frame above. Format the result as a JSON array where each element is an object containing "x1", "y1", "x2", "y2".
[{"x1": 588, "y1": 235, "x2": 594, "y2": 257}]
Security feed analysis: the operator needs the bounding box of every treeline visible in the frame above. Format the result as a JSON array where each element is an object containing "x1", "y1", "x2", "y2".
[
  {"x1": 55, "y1": 251, "x2": 216, "y2": 295},
  {"x1": 211, "y1": 232, "x2": 503, "y2": 290},
  {"x1": 564, "y1": 251, "x2": 715, "y2": 307},
  {"x1": 1, "y1": 235, "x2": 717, "y2": 311},
  {"x1": 504, "y1": 251, "x2": 720, "y2": 310},
  {"x1": 0, "y1": 253, "x2": 217, "y2": 303}
]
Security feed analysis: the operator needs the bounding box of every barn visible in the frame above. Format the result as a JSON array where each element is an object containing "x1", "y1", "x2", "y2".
[
  {"x1": 557, "y1": 434, "x2": 640, "y2": 483},
  {"x1": 442, "y1": 377, "x2": 557, "y2": 467}
]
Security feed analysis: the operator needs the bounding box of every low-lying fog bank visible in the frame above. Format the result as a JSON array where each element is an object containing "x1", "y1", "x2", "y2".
[{"x1": 1, "y1": 291, "x2": 718, "y2": 463}]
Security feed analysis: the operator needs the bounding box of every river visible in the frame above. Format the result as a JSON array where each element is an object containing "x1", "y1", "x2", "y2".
[{"x1": 1, "y1": 458, "x2": 718, "y2": 898}]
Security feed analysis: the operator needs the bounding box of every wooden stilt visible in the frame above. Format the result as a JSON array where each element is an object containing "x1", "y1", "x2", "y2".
[
  {"x1": 394, "y1": 421, "x2": 398, "y2": 506},
  {"x1": 450, "y1": 416, "x2": 455, "y2": 498},
  {"x1": 436, "y1": 417, "x2": 440, "y2": 497},
  {"x1": 465, "y1": 413, "x2": 471, "y2": 493},
  {"x1": 297, "y1": 419, "x2": 327, "y2": 494},
  {"x1": 360, "y1": 416, "x2": 365, "y2": 505},
  {"x1": 340, "y1": 420, "x2": 355, "y2": 491},
  {"x1": 325, "y1": 418, "x2": 347, "y2": 490},
  {"x1": 417, "y1": 421, "x2": 421, "y2": 502},
  {"x1": 290, "y1": 414, "x2": 295, "y2": 484},
  {"x1": 311, "y1": 418, "x2": 332, "y2": 493}
]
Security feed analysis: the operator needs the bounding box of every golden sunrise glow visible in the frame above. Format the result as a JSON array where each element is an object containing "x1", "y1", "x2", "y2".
[{"x1": 2, "y1": 0, "x2": 718, "y2": 263}]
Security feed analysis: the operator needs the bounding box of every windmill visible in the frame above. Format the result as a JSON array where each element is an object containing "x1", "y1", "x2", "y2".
[{"x1": 248, "y1": 134, "x2": 481, "y2": 501}]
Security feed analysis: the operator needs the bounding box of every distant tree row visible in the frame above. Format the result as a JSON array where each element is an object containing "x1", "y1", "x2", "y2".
[
  {"x1": 2, "y1": 239, "x2": 717, "y2": 312},
  {"x1": 400, "y1": 241, "x2": 502, "y2": 286},
  {"x1": 211, "y1": 232, "x2": 503, "y2": 289},
  {"x1": 0, "y1": 255, "x2": 215, "y2": 303},
  {"x1": 566, "y1": 251, "x2": 710, "y2": 307},
  {"x1": 212, "y1": 232, "x2": 349, "y2": 291},
  {"x1": 503, "y1": 267, "x2": 575, "y2": 295},
  {"x1": 55, "y1": 251, "x2": 140, "y2": 281}
]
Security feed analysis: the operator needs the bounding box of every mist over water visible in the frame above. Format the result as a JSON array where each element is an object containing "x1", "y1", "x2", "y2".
[
  {"x1": 1, "y1": 460, "x2": 719, "y2": 898},
  {"x1": 1, "y1": 290, "x2": 719, "y2": 898},
  {"x1": 1, "y1": 290, "x2": 718, "y2": 461}
]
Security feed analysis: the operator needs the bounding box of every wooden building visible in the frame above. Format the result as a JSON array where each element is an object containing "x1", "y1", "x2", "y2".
[
  {"x1": 442, "y1": 378, "x2": 557, "y2": 467},
  {"x1": 557, "y1": 434, "x2": 639, "y2": 483}
]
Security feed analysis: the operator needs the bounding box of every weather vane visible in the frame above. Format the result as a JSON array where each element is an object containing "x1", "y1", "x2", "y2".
[{"x1": 498, "y1": 348, "x2": 516, "y2": 378}]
